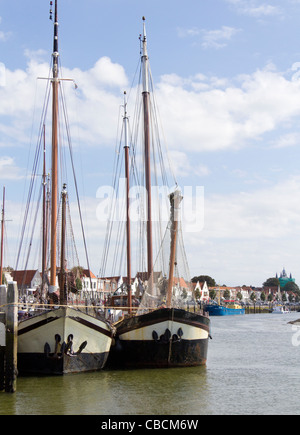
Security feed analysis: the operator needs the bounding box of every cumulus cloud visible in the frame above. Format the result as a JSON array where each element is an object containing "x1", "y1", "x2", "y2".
[
  {"x1": 156, "y1": 65, "x2": 300, "y2": 152},
  {"x1": 2, "y1": 56, "x2": 300, "y2": 158}
]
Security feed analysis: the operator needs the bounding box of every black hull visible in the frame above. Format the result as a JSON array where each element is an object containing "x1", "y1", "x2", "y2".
[
  {"x1": 17, "y1": 307, "x2": 113, "y2": 376},
  {"x1": 107, "y1": 308, "x2": 210, "y2": 369},
  {"x1": 18, "y1": 351, "x2": 110, "y2": 376}
]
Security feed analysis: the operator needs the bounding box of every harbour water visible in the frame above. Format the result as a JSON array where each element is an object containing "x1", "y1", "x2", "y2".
[{"x1": 1, "y1": 312, "x2": 300, "y2": 415}]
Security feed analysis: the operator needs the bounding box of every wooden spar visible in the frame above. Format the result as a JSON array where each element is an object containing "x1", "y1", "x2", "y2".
[
  {"x1": 50, "y1": 0, "x2": 59, "y2": 291},
  {"x1": 123, "y1": 92, "x2": 132, "y2": 313},
  {"x1": 141, "y1": 18, "x2": 153, "y2": 279},
  {"x1": 0, "y1": 187, "x2": 4, "y2": 286},
  {"x1": 60, "y1": 184, "x2": 67, "y2": 305},
  {"x1": 166, "y1": 191, "x2": 182, "y2": 309},
  {"x1": 42, "y1": 125, "x2": 47, "y2": 294}
]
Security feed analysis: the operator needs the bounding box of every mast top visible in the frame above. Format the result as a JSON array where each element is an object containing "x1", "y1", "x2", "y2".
[
  {"x1": 141, "y1": 17, "x2": 149, "y2": 93},
  {"x1": 51, "y1": 0, "x2": 59, "y2": 78}
]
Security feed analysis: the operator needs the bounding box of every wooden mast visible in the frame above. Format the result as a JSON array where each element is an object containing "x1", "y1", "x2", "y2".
[
  {"x1": 166, "y1": 191, "x2": 182, "y2": 308},
  {"x1": 50, "y1": 0, "x2": 59, "y2": 293},
  {"x1": 59, "y1": 184, "x2": 67, "y2": 305},
  {"x1": 0, "y1": 187, "x2": 5, "y2": 286},
  {"x1": 141, "y1": 17, "x2": 153, "y2": 280},
  {"x1": 42, "y1": 125, "x2": 47, "y2": 295},
  {"x1": 123, "y1": 92, "x2": 132, "y2": 313}
]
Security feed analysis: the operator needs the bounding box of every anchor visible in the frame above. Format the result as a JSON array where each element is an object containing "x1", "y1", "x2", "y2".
[{"x1": 152, "y1": 327, "x2": 184, "y2": 343}]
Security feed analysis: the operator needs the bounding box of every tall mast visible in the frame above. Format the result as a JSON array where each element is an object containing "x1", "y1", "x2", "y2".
[
  {"x1": 141, "y1": 17, "x2": 153, "y2": 279},
  {"x1": 60, "y1": 184, "x2": 67, "y2": 305},
  {"x1": 50, "y1": 0, "x2": 59, "y2": 292},
  {"x1": 123, "y1": 92, "x2": 132, "y2": 312},
  {"x1": 0, "y1": 187, "x2": 5, "y2": 286},
  {"x1": 166, "y1": 191, "x2": 182, "y2": 308},
  {"x1": 42, "y1": 125, "x2": 47, "y2": 294}
]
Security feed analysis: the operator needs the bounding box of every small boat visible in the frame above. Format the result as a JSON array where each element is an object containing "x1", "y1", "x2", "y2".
[
  {"x1": 17, "y1": 0, "x2": 113, "y2": 375},
  {"x1": 272, "y1": 306, "x2": 291, "y2": 314},
  {"x1": 204, "y1": 301, "x2": 245, "y2": 316},
  {"x1": 103, "y1": 18, "x2": 210, "y2": 369}
]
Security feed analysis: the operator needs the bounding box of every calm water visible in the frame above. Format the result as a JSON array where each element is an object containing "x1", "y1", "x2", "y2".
[{"x1": 1, "y1": 313, "x2": 300, "y2": 415}]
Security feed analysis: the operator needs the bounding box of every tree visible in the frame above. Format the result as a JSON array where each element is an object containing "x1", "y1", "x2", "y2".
[
  {"x1": 75, "y1": 277, "x2": 82, "y2": 291},
  {"x1": 71, "y1": 266, "x2": 84, "y2": 279},
  {"x1": 223, "y1": 289, "x2": 230, "y2": 299},
  {"x1": 191, "y1": 275, "x2": 216, "y2": 287},
  {"x1": 282, "y1": 292, "x2": 287, "y2": 302},
  {"x1": 288, "y1": 293, "x2": 294, "y2": 303},
  {"x1": 260, "y1": 292, "x2": 266, "y2": 302},
  {"x1": 236, "y1": 291, "x2": 243, "y2": 301},
  {"x1": 209, "y1": 289, "x2": 216, "y2": 300},
  {"x1": 194, "y1": 288, "x2": 201, "y2": 300},
  {"x1": 268, "y1": 293, "x2": 273, "y2": 302},
  {"x1": 263, "y1": 277, "x2": 279, "y2": 287},
  {"x1": 284, "y1": 281, "x2": 300, "y2": 296},
  {"x1": 250, "y1": 292, "x2": 256, "y2": 302}
]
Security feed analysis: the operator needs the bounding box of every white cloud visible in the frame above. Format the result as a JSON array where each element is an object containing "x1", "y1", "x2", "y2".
[
  {"x1": 271, "y1": 132, "x2": 300, "y2": 148},
  {"x1": 0, "y1": 16, "x2": 12, "y2": 42},
  {"x1": 0, "y1": 157, "x2": 24, "y2": 180},
  {"x1": 184, "y1": 175, "x2": 300, "y2": 285},
  {"x1": 2, "y1": 56, "x2": 300, "y2": 162},
  {"x1": 0, "y1": 56, "x2": 128, "y2": 150},
  {"x1": 201, "y1": 26, "x2": 241, "y2": 49},
  {"x1": 156, "y1": 65, "x2": 300, "y2": 152},
  {"x1": 177, "y1": 25, "x2": 241, "y2": 49},
  {"x1": 226, "y1": 0, "x2": 283, "y2": 18}
]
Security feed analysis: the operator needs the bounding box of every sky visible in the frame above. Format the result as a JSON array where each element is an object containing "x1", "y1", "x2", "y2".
[{"x1": 1, "y1": 0, "x2": 300, "y2": 287}]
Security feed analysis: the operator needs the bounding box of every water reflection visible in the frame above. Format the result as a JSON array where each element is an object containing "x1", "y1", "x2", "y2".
[
  {"x1": 1, "y1": 366, "x2": 210, "y2": 415},
  {"x1": 1, "y1": 313, "x2": 300, "y2": 415}
]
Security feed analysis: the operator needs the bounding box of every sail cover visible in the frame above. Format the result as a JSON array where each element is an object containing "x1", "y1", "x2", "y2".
[{"x1": 137, "y1": 190, "x2": 194, "y2": 314}]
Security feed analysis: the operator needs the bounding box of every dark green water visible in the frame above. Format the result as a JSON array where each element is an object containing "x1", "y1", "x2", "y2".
[{"x1": 1, "y1": 313, "x2": 300, "y2": 415}]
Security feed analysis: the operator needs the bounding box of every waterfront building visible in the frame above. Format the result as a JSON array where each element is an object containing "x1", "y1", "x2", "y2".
[
  {"x1": 277, "y1": 267, "x2": 295, "y2": 289},
  {"x1": 12, "y1": 269, "x2": 42, "y2": 295}
]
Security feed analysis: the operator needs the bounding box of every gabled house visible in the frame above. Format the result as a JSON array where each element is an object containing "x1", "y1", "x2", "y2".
[
  {"x1": 13, "y1": 270, "x2": 42, "y2": 294},
  {"x1": 192, "y1": 281, "x2": 209, "y2": 302}
]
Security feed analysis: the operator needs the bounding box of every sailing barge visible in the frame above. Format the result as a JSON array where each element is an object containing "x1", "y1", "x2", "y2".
[
  {"x1": 17, "y1": 0, "x2": 113, "y2": 375},
  {"x1": 106, "y1": 19, "x2": 210, "y2": 369}
]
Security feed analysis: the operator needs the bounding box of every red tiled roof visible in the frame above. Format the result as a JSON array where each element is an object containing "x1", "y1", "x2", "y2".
[
  {"x1": 12, "y1": 270, "x2": 39, "y2": 286},
  {"x1": 82, "y1": 269, "x2": 97, "y2": 279}
]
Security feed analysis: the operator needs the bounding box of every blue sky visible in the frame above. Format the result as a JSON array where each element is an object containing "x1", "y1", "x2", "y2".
[{"x1": 1, "y1": 0, "x2": 300, "y2": 286}]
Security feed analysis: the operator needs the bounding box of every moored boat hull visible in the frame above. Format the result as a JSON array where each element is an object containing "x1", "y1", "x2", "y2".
[
  {"x1": 108, "y1": 308, "x2": 210, "y2": 369},
  {"x1": 204, "y1": 305, "x2": 245, "y2": 316},
  {"x1": 17, "y1": 307, "x2": 113, "y2": 375}
]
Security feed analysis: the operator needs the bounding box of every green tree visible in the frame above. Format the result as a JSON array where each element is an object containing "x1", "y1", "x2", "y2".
[
  {"x1": 194, "y1": 288, "x2": 201, "y2": 300},
  {"x1": 223, "y1": 289, "x2": 230, "y2": 299},
  {"x1": 263, "y1": 277, "x2": 280, "y2": 287},
  {"x1": 284, "y1": 281, "x2": 300, "y2": 296},
  {"x1": 268, "y1": 293, "x2": 274, "y2": 302},
  {"x1": 236, "y1": 291, "x2": 243, "y2": 301},
  {"x1": 282, "y1": 292, "x2": 287, "y2": 302},
  {"x1": 260, "y1": 292, "x2": 266, "y2": 302},
  {"x1": 75, "y1": 277, "x2": 82, "y2": 291},
  {"x1": 191, "y1": 275, "x2": 216, "y2": 287},
  {"x1": 209, "y1": 289, "x2": 216, "y2": 300},
  {"x1": 288, "y1": 293, "x2": 294, "y2": 303},
  {"x1": 250, "y1": 292, "x2": 257, "y2": 302}
]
